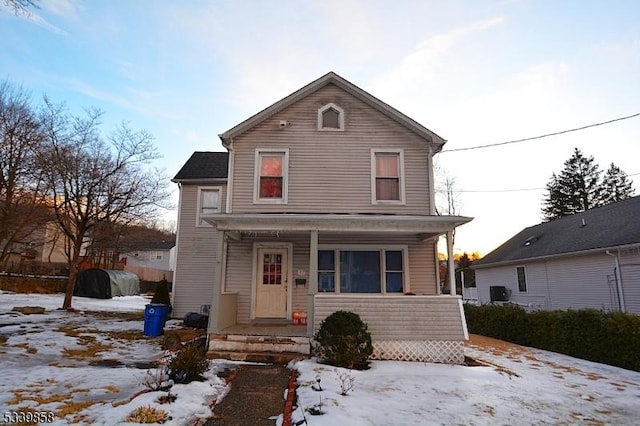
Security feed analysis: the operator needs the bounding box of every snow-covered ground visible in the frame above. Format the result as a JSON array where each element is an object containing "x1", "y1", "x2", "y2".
[{"x1": 2, "y1": 291, "x2": 640, "y2": 425}]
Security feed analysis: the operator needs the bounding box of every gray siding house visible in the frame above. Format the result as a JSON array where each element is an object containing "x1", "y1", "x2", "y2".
[
  {"x1": 474, "y1": 195, "x2": 640, "y2": 313},
  {"x1": 171, "y1": 72, "x2": 472, "y2": 363}
]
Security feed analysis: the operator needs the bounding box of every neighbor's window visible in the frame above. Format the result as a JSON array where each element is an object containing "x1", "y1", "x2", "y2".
[
  {"x1": 372, "y1": 150, "x2": 404, "y2": 203},
  {"x1": 255, "y1": 150, "x2": 288, "y2": 203},
  {"x1": 317, "y1": 103, "x2": 344, "y2": 131},
  {"x1": 317, "y1": 248, "x2": 406, "y2": 294},
  {"x1": 197, "y1": 186, "x2": 221, "y2": 226},
  {"x1": 517, "y1": 266, "x2": 527, "y2": 292}
]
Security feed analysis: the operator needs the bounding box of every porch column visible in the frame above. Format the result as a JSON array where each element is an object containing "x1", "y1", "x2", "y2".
[
  {"x1": 307, "y1": 229, "x2": 318, "y2": 337},
  {"x1": 208, "y1": 230, "x2": 226, "y2": 333},
  {"x1": 446, "y1": 230, "x2": 456, "y2": 296}
]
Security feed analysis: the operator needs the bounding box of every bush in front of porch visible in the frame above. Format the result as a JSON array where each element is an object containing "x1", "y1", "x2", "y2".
[{"x1": 314, "y1": 310, "x2": 373, "y2": 370}]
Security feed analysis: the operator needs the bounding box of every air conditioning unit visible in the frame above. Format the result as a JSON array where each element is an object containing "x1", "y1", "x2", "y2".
[{"x1": 489, "y1": 286, "x2": 509, "y2": 302}]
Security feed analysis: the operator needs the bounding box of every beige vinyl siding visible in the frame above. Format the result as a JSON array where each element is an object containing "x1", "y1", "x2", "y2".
[
  {"x1": 172, "y1": 184, "x2": 226, "y2": 319},
  {"x1": 230, "y1": 84, "x2": 432, "y2": 214},
  {"x1": 223, "y1": 241, "x2": 253, "y2": 323},
  {"x1": 314, "y1": 295, "x2": 466, "y2": 341},
  {"x1": 223, "y1": 232, "x2": 439, "y2": 323}
]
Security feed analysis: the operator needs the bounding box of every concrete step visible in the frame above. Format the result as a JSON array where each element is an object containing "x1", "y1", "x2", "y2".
[
  {"x1": 207, "y1": 350, "x2": 307, "y2": 365},
  {"x1": 208, "y1": 334, "x2": 311, "y2": 355}
]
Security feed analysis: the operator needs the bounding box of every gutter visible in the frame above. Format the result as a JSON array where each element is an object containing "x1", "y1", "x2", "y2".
[{"x1": 605, "y1": 250, "x2": 626, "y2": 312}]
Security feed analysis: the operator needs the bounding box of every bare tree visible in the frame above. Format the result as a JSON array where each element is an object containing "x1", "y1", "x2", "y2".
[
  {"x1": 38, "y1": 99, "x2": 170, "y2": 309},
  {"x1": 0, "y1": 80, "x2": 50, "y2": 267},
  {"x1": 2, "y1": 0, "x2": 39, "y2": 15}
]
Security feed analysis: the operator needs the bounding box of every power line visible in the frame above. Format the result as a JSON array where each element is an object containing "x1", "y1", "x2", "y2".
[
  {"x1": 452, "y1": 172, "x2": 640, "y2": 193},
  {"x1": 440, "y1": 112, "x2": 640, "y2": 153}
]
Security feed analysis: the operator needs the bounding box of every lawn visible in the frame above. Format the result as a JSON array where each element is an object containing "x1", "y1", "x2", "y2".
[{"x1": 1, "y1": 291, "x2": 639, "y2": 425}]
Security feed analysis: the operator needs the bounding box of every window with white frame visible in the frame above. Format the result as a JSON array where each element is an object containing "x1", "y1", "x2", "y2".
[
  {"x1": 517, "y1": 266, "x2": 527, "y2": 292},
  {"x1": 197, "y1": 186, "x2": 221, "y2": 226},
  {"x1": 254, "y1": 149, "x2": 288, "y2": 203},
  {"x1": 371, "y1": 149, "x2": 404, "y2": 203},
  {"x1": 317, "y1": 247, "x2": 407, "y2": 294},
  {"x1": 317, "y1": 103, "x2": 344, "y2": 131}
]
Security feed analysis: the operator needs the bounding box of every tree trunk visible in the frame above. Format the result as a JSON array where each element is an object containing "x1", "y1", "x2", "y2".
[{"x1": 62, "y1": 237, "x2": 84, "y2": 309}]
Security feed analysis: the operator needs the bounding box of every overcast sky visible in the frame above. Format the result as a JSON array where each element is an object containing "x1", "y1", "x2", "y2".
[{"x1": 2, "y1": 0, "x2": 639, "y2": 255}]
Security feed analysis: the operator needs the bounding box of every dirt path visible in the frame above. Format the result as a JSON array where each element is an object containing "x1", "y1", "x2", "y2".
[{"x1": 206, "y1": 364, "x2": 291, "y2": 425}]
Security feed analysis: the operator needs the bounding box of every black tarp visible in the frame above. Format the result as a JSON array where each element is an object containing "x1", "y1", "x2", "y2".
[
  {"x1": 73, "y1": 268, "x2": 140, "y2": 299},
  {"x1": 74, "y1": 268, "x2": 112, "y2": 299}
]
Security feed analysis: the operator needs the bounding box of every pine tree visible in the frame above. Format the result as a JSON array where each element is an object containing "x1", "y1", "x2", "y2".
[
  {"x1": 601, "y1": 163, "x2": 634, "y2": 205},
  {"x1": 542, "y1": 148, "x2": 635, "y2": 221}
]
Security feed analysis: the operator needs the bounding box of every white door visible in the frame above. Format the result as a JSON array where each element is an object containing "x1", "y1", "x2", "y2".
[{"x1": 255, "y1": 248, "x2": 288, "y2": 318}]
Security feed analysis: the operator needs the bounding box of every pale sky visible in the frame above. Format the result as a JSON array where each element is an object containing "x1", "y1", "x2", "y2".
[{"x1": 2, "y1": 0, "x2": 639, "y2": 255}]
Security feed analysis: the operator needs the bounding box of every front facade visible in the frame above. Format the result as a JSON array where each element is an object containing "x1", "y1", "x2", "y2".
[
  {"x1": 172, "y1": 72, "x2": 472, "y2": 363},
  {"x1": 474, "y1": 196, "x2": 640, "y2": 313}
]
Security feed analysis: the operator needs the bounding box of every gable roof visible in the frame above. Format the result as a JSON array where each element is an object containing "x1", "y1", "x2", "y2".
[
  {"x1": 218, "y1": 71, "x2": 446, "y2": 150},
  {"x1": 474, "y1": 195, "x2": 640, "y2": 268},
  {"x1": 172, "y1": 151, "x2": 229, "y2": 182}
]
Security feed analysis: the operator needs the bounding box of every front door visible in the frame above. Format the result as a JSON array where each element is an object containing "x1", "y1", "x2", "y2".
[{"x1": 255, "y1": 248, "x2": 288, "y2": 318}]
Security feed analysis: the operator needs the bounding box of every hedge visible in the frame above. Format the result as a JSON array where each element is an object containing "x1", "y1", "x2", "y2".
[{"x1": 464, "y1": 304, "x2": 640, "y2": 372}]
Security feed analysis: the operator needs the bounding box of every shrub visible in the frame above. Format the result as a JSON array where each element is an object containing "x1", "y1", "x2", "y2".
[
  {"x1": 314, "y1": 311, "x2": 373, "y2": 369},
  {"x1": 124, "y1": 405, "x2": 169, "y2": 423},
  {"x1": 168, "y1": 343, "x2": 209, "y2": 383},
  {"x1": 464, "y1": 304, "x2": 640, "y2": 371}
]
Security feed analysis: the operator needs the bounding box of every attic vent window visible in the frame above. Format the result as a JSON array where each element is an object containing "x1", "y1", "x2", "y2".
[
  {"x1": 524, "y1": 236, "x2": 539, "y2": 246},
  {"x1": 318, "y1": 103, "x2": 344, "y2": 131}
]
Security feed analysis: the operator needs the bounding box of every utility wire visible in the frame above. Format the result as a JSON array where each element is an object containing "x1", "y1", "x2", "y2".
[
  {"x1": 440, "y1": 112, "x2": 640, "y2": 153},
  {"x1": 453, "y1": 172, "x2": 640, "y2": 193}
]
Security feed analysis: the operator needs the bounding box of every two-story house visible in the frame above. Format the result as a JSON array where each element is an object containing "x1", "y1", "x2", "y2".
[{"x1": 171, "y1": 72, "x2": 472, "y2": 364}]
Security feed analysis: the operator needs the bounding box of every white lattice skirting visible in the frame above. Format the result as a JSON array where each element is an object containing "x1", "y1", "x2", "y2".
[{"x1": 371, "y1": 340, "x2": 464, "y2": 364}]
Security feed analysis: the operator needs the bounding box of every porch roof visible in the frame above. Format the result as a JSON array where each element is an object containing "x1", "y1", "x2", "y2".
[{"x1": 203, "y1": 213, "x2": 472, "y2": 236}]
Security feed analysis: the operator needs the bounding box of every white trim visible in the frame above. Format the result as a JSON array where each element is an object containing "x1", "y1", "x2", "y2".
[
  {"x1": 370, "y1": 148, "x2": 406, "y2": 205},
  {"x1": 317, "y1": 102, "x2": 345, "y2": 131},
  {"x1": 251, "y1": 242, "x2": 294, "y2": 320},
  {"x1": 225, "y1": 146, "x2": 234, "y2": 213},
  {"x1": 458, "y1": 298, "x2": 469, "y2": 340},
  {"x1": 196, "y1": 186, "x2": 222, "y2": 227},
  {"x1": 317, "y1": 244, "x2": 410, "y2": 294},
  {"x1": 253, "y1": 148, "x2": 289, "y2": 204},
  {"x1": 170, "y1": 182, "x2": 183, "y2": 307}
]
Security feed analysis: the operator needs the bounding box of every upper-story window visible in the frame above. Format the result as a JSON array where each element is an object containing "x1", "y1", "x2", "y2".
[
  {"x1": 254, "y1": 149, "x2": 289, "y2": 204},
  {"x1": 371, "y1": 149, "x2": 405, "y2": 204},
  {"x1": 197, "y1": 186, "x2": 221, "y2": 226},
  {"x1": 318, "y1": 103, "x2": 344, "y2": 131}
]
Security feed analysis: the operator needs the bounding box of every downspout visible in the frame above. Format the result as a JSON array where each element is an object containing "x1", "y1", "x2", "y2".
[{"x1": 605, "y1": 250, "x2": 626, "y2": 312}]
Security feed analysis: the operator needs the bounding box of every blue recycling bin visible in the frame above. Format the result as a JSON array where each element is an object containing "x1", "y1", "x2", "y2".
[{"x1": 144, "y1": 303, "x2": 171, "y2": 337}]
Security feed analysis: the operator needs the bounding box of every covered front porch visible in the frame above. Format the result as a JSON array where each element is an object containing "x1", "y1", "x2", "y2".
[{"x1": 204, "y1": 213, "x2": 471, "y2": 363}]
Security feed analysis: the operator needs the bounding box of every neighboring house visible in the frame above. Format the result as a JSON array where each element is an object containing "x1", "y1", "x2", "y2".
[
  {"x1": 474, "y1": 195, "x2": 640, "y2": 313},
  {"x1": 171, "y1": 72, "x2": 472, "y2": 363},
  {"x1": 121, "y1": 241, "x2": 175, "y2": 282}
]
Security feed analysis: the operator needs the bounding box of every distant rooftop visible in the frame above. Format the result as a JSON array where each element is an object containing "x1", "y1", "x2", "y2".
[{"x1": 474, "y1": 195, "x2": 640, "y2": 267}]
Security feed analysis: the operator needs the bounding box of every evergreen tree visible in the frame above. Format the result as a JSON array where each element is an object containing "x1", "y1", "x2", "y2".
[
  {"x1": 542, "y1": 148, "x2": 635, "y2": 221},
  {"x1": 601, "y1": 163, "x2": 634, "y2": 205}
]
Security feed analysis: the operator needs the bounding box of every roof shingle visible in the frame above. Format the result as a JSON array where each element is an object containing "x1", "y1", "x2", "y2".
[
  {"x1": 172, "y1": 151, "x2": 228, "y2": 181},
  {"x1": 474, "y1": 195, "x2": 640, "y2": 267}
]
